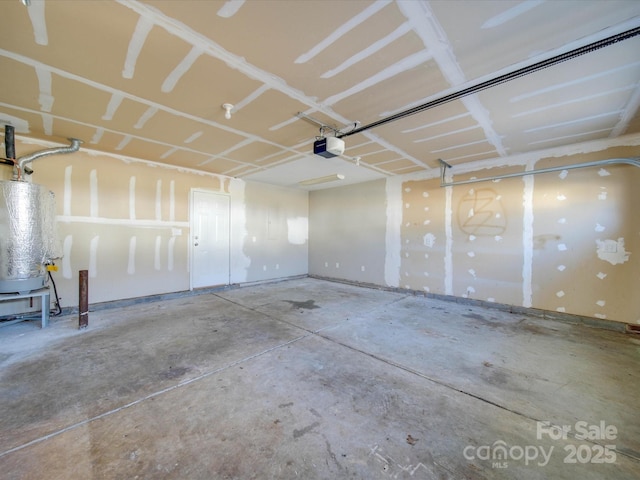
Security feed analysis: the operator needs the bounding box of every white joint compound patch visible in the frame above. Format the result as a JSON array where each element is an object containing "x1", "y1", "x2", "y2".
[
  {"x1": 596, "y1": 238, "x2": 631, "y2": 265},
  {"x1": 423, "y1": 233, "x2": 436, "y2": 248},
  {"x1": 384, "y1": 177, "x2": 402, "y2": 288},
  {"x1": 522, "y1": 167, "x2": 534, "y2": 308},
  {"x1": 558, "y1": 170, "x2": 568, "y2": 179},
  {"x1": 287, "y1": 217, "x2": 308, "y2": 245},
  {"x1": 595, "y1": 223, "x2": 605, "y2": 232},
  {"x1": 598, "y1": 168, "x2": 611, "y2": 177}
]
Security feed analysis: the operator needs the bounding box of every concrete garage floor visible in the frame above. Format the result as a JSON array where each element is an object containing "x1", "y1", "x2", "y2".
[{"x1": 0, "y1": 278, "x2": 638, "y2": 479}]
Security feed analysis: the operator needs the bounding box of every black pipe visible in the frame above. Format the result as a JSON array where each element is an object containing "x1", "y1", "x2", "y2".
[
  {"x1": 338, "y1": 26, "x2": 640, "y2": 139},
  {"x1": 4, "y1": 124, "x2": 15, "y2": 160}
]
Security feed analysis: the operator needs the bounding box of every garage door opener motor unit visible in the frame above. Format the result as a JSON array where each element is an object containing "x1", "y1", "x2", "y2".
[{"x1": 313, "y1": 136, "x2": 345, "y2": 158}]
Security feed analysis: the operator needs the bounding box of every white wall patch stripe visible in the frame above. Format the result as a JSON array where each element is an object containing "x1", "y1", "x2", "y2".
[
  {"x1": 184, "y1": 131, "x2": 203, "y2": 144},
  {"x1": 511, "y1": 61, "x2": 640, "y2": 103},
  {"x1": 91, "y1": 128, "x2": 105, "y2": 144},
  {"x1": 482, "y1": 0, "x2": 544, "y2": 29},
  {"x1": 162, "y1": 46, "x2": 203, "y2": 93},
  {"x1": 233, "y1": 85, "x2": 270, "y2": 112},
  {"x1": 321, "y1": 22, "x2": 412, "y2": 79},
  {"x1": 295, "y1": 0, "x2": 391, "y2": 64},
  {"x1": 41, "y1": 114, "x2": 53, "y2": 135},
  {"x1": 217, "y1": 0, "x2": 245, "y2": 18},
  {"x1": 35, "y1": 67, "x2": 54, "y2": 112},
  {"x1": 134, "y1": 106, "x2": 158, "y2": 129},
  {"x1": 324, "y1": 51, "x2": 432, "y2": 106},
  {"x1": 444, "y1": 184, "x2": 453, "y2": 296},
  {"x1": 522, "y1": 162, "x2": 535, "y2": 308},
  {"x1": 123, "y1": 16, "x2": 154, "y2": 79},
  {"x1": 384, "y1": 177, "x2": 402, "y2": 288},
  {"x1": 103, "y1": 93, "x2": 124, "y2": 121},
  {"x1": 27, "y1": 0, "x2": 48, "y2": 46},
  {"x1": 116, "y1": 135, "x2": 132, "y2": 150},
  {"x1": 160, "y1": 147, "x2": 178, "y2": 159}
]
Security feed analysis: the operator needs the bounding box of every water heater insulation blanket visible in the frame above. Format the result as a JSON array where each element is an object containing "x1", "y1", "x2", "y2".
[{"x1": 0, "y1": 181, "x2": 61, "y2": 290}]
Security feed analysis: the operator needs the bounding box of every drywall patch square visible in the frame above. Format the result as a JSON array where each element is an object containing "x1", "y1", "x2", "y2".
[{"x1": 596, "y1": 238, "x2": 631, "y2": 265}]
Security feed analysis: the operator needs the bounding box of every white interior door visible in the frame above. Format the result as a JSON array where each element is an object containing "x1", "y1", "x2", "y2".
[{"x1": 190, "y1": 190, "x2": 230, "y2": 288}]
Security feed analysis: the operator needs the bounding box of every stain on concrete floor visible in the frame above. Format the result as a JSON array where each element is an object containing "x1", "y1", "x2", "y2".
[{"x1": 284, "y1": 299, "x2": 320, "y2": 310}]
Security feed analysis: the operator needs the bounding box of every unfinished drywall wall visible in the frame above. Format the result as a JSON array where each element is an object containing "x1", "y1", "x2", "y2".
[
  {"x1": 310, "y1": 142, "x2": 640, "y2": 324},
  {"x1": 1, "y1": 137, "x2": 307, "y2": 316},
  {"x1": 243, "y1": 181, "x2": 308, "y2": 281},
  {"x1": 529, "y1": 149, "x2": 639, "y2": 322},
  {"x1": 309, "y1": 179, "x2": 387, "y2": 285}
]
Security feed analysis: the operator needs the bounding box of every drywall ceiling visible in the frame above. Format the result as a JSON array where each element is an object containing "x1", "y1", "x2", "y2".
[{"x1": 1, "y1": 0, "x2": 639, "y2": 190}]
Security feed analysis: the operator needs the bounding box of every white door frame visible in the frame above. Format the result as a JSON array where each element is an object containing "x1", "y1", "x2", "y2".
[{"x1": 189, "y1": 188, "x2": 231, "y2": 290}]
